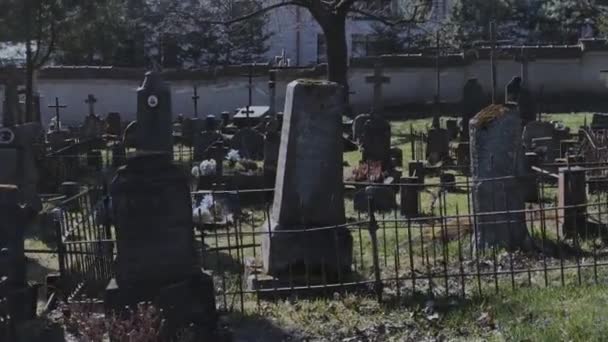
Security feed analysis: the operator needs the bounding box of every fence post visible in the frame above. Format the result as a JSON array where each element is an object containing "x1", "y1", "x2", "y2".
[
  {"x1": 367, "y1": 196, "x2": 383, "y2": 303},
  {"x1": 53, "y1": 213, "x2": 67, "y2": 302}
]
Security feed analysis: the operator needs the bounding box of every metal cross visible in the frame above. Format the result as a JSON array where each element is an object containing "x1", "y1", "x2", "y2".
[
  {"x1": 85, "y1": 94, "x2": 97, "y2": 117},
  {"x1": 241, "y1": 63, "x2": 264, "y2": 124},
  {"x1": 48, "y1": 97, "x2": 67, "y2": 130},
  {"x1": 192, "y1": 85, "x2": 200, "y2": 118},
  {"x1": 365, "y1": 61, "x2": 391, "y2": 117}
]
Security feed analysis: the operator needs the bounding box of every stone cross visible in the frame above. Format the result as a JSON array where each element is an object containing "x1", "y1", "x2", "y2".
[
  {"x1": 192, "y1": 85, "x2": 200, "y2": 118},
  {"x1": 48, "y1": 97, "x2": 67, "y2": 131},
  {"x1": 85, "y1": 94, "x2": 97, "y2": 117},
  {"x1": 365, "y1": 62, "x2": 391, "y2": 116}
]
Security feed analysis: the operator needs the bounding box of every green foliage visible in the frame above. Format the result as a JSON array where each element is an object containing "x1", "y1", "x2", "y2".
[{"x1": 447, "y1": 0, "x2": 608, "y2": 46}]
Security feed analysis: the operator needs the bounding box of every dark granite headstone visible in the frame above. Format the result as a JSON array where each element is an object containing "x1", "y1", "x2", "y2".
[
  {"x1": 461, "y1": 78, "x2": 484, "y2": 141},
  {"x1": 591, "y1": 113, "x2": 608, "y2": 130},
  {"x1": 193, "y1": 130, "x2": 222, "y2": 162},
  {"x1": 0, "y1": 124, "x2": 42, "y2": 212},
  {"x1": 230, "y1": 127, "x2": 264, "y2": 161},
  {"x1": 263, "y1": 125, "x2": 281, "y2": 185},
  {"x1": 106, "y1": 152, "x2": 216, "y2": 332},
  {"x1": 262, "y1": 80, "x2": 352, "y2": 278},
  {"x1": 426, "y1": 128, "x2": 449, "y2": 165},
  {"x1": 105, "y1": 112, "x2": 122, "y2": 136},
  {"x1": 558, "y1": 167, "x2": 587, "y2": 238},
  {"x1": 360, "y1": 117, "x2": 391, "y2": 169},
  {"x1": 400, "y1": 177, "x2": 420, "y2": 217},
  {"x1": 446, "y1": 119, "x2": 459, "y2": 140},
  {"x1": 136, "y1": 72, "x2": 173, "y2": 155},
  {"x1": 0, "y1": 185, "x2": 37, "y2": 323}
]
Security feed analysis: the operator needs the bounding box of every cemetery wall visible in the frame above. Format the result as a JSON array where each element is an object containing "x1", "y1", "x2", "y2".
[{"x1": 3, "y1": 42, "x2": 608, "y2": 127}]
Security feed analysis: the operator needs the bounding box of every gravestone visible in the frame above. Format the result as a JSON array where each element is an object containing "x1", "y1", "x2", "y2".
[
  {"x1": 360, "y1": 117, "x2": 391, "y2": 169},
  {"x1": 400, "y1": 177, "x2": 420, "y2": 217},
  {"x1": 193, "y1": 117, "x2": 222, "y2": 162},
  {"x1": 426, "y1": 128, "x2": 449, "y2": 165},
  {"x1": 390, "y1": 147, "x2": 403, "y2": 168},
  {"x1": 0, "y1": 185, "x2": 37, "y2": 323},
  {"x1": 263, "y1": 123, "x2": 281, "y2": 185},
  {"x1": 446, "y1": 118, "x2": 459, "y2": 140},
  {"x1": 262, "y1": 80, "x2": 352, "y2": 278},
  {"x1": 0, "y1": 124, "x2": 43, "y2": 212},
  {"x1": 136, "y1": 72, "x2": 173, "y2": 155},
  {"x1": 2, "y1": 68, "x2": 22, "y2": 127},
  {"x1": 230, "y1": 127, "x2": 264, "y2": 161},
  {"x1": 522, "y1": 121, "x2": 554, "y2": 150},
  {"x1": 440, "y1": 173, "x2": 456, "y2": 192},
  {"x1": 408, "y1": 160, "x2": 425, "y2": 184},
  {"x1": 461, "y1": 78, "x2": 484, "y2": 141},
  {"x1": 105, "y1": 112, "x2": 122, "y2": 136},
  {"x1": 558, "y1": 167, "x2": 587, "y2": 238},
  {"x1": 470, "y1": 104, "x2": 530, "y2": 250},
  {"x1": 352, "y1": 113, "x2": 371, "y2": 143},
  {"x1": 523, "y1": 152, "x2": 540, "y2": 203},
  {"x1": 112, "y1": 143, "x2": 127, "y2": 167},
  {"x1": 81, "y1": 94, "x2": 104, "y2": 139},
  {"x1": 591, "y1": 113, "x2": 608, "y2": 130},
  {"x1": 105, "y1": 152, "x2": 216, "y2": 332},
  {"x1": 181, "y1": 117, "x2": 200, "y2": 147}
]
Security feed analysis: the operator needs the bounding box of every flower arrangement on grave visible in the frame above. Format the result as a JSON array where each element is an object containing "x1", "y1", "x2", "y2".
[
  {"x1": 226, "y1": 149, "x2": 241, "y2": 167},
  {"x1": 351, "y1": 160, "x2": 385, "y2": 183},
  {"x1": 191, "y1": 160, "x2": 217, "y2": 177},
  {"x1": 192, "y1": 194, "x2": 234, "y2": 225}
]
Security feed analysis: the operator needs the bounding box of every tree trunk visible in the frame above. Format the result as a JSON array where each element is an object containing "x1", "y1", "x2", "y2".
[
  {"x1": 24, "y1": 0, "x2": 33, "y2": 124},
  {"x1": 319, "y1": 14, "x2": 350, "y2": 110}
]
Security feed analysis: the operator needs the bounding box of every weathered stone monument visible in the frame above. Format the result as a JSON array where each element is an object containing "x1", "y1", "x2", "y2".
[
  {"x1": 136, "y1": 72, "x2": 173, "y2": 156},
  {"x1": 262, "y1": 80, "x2": 352, "y2": 278},
  {"x1": 470, "y1": 104, "x2": 531, "y2": 250},
  {"x1": 106, "y1": 152, "x2": 216, "y2": 333}
]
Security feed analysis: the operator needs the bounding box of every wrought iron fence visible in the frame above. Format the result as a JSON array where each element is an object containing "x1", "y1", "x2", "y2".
[
  {"x1": 198, "y1": 170, "x2": 608, "y2": 313},
  {"x1": 51, "y1": 187, "x2": 115, "y2": 302}
]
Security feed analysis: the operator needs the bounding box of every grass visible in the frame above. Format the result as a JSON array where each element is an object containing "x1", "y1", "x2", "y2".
[
  {"x1": 228, "y1": 283, "x2": 608, "y2": 341},
  {"x1": 35, "y1": 111, "x2": 607, "y2": 340}
]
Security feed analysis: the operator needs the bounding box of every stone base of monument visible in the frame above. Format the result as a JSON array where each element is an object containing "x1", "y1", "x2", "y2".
[
  {"x1": 261, "y1": 224, "x2": 353, "y2": 282},
  {"x1": 104, "y1": 269, "x2": 217, "y2": 337}
]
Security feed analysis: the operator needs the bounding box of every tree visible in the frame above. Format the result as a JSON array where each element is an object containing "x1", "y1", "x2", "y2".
[
  {"x1": 538, "y1": 0, "x2": 607, "y2": 44},
  {"x1": 55, "y1": 0, "x2": 131, "y2": 66},
  {"x1": 176, "y1": 0, "x2": 432, "y2": 89},
  {"x1": 0, "y1": 0, "x2": 63, "y2": 121}
]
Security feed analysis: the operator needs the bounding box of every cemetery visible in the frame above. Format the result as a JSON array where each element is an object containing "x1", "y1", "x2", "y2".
[{"x1": 4, "y1": 1, "x2": 608, "y2": 340}]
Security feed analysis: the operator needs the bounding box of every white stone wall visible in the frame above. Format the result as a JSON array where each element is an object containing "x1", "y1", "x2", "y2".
[{"x1": 3, "y1": 51, "x2": 606, "y2": 128}]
